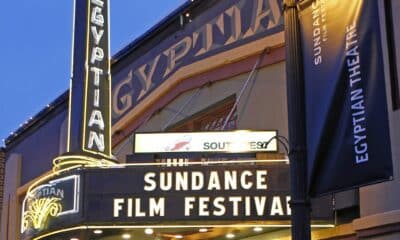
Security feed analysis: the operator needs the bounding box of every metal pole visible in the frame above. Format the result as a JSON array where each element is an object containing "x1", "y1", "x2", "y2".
[{"x1": 283, "y1": 0, "x2": 311, "y2": 239}]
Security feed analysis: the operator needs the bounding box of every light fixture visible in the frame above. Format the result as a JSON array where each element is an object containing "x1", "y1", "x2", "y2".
[
  {"x1": 253, "y1": 227, "x2": 263, "y2": 232},
  {"x1": 144, "y1": 228, "x2": 154, "y2": 235},
  {"x1": 70, "y1": 238, "x2": 79, "y2": 240},
  {"x1": 93, "y1": 229, "x2": 103, "y2": 234},
  {"x1": 175, "y1": 235, "x2": 183, "y2": 239},
  {"x1": 122, "y1": 233, "x2": 131, "y2": 239},
  {"x1": 226, "y1": 233, "x2": 235, "y2": 239},
  {"x1": 199, "y1": 228, "x2": 208, "y2": 233}
]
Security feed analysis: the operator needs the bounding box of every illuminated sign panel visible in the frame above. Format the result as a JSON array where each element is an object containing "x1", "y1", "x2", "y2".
[
  {"x1": 84, "y1": 164, "x2": 291, "y2": 222},
  {"x1": 82, "y1": 0, "x2": 111, "y2": 157},
  {"x1": 68, "y1": 0, "x2": 111, "y2": 158},
  {"x1": 21, "y1": 175, "x2": 80, "y2": 235},
  {"x1": 134, "y1": 131, "x2": 278, "y2": 153}
]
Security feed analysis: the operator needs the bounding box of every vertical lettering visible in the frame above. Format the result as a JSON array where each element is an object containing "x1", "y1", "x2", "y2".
[
  {"x1": 91, "y1": 26, "x2": 104, "y2": 45},
  {"x1": 88, "y1": 131, "x2": 105, "y2": 151},
  {"x1": 90, "y1": 47, "x2": 104, "y2": 64},
  {"x1": 90, "y1": 67, "x2": 103, "y2": 86},
  {"x1": 91, "y1": 6, "x2": 104, "y2": 26},
  {"x1": 94, "y1": 89, "x2": 100, "y2": 107},
  {"x1": 88, "y1": 110, "x2": 105, "y2": 130}
]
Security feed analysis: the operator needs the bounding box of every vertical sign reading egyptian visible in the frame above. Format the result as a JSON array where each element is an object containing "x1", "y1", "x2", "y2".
[
  {"x1": 83, "y1": 0, "x2": 111, "y2": 157},
  {"x1": 68, "y1": 0, "x2": 111, "y2": 158}
]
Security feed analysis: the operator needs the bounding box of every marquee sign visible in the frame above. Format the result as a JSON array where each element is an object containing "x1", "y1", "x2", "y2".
[
  {"x1": 68, "y1": 0, "x2": 112, "y2": 159},
  {"x1": 134, "y1": 131, "x2": 278, "y2": 153},
  {"x1": 21, "y1": 175, "x2": 80, "y2": 234},
  {"x1": 83, "y1": 164, "x2": 291, "y2": 222},
  {"x1": 19, "y1": 166, "x2": 332, "y2": 239}
]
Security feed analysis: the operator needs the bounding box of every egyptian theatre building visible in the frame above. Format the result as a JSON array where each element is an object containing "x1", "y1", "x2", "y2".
[{"x1": 1, "y1": 0, "x2": 400, "y2": 239}]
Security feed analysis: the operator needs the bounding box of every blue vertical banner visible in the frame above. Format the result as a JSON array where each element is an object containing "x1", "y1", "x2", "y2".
[{"x1": 299, "y1": 0, "x2": 393, "y2": 196}]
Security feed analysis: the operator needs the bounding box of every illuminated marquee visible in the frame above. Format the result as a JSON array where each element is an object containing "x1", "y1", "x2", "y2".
[
  {"x1": 82, "y1": 0, "x2": 112, "y2": 157},
  {"x1": 67, "y1": 0, "x2": 112, "y2": 159},
  {"x1": 84, "y1": 164, "x2": 291, "y2": 222},
  {"x1": 21, "y1": 175, "x2": 80, "y2": 234}
]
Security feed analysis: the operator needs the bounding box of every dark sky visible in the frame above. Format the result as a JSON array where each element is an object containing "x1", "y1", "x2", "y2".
[{"x1": 0, "y1": 0, "x2": 186, "y2": 146}]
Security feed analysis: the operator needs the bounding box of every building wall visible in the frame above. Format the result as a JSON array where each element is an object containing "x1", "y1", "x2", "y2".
[
  {"x1": 5, "y1": 108, "x2": 67, "y2": 186},
  {"x1": 0, "y1": 149, "x2": 4, "y2": 225},
  {"x1": 0, "y1": 108, "x2": 67, "y2": 239},
  {"x1": 136, "y1": 62, "x2": 287, "y2": 137},
  {"x1": 0, "y1": 154, "x2": 21, "y2": 240}
]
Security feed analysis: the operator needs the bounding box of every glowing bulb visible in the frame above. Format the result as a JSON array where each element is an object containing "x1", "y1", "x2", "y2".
[
  {"x1": 226, "y1": 233, "x2": 235, "y2": 239},
  {"x1": 93, "y1": 229, "x2": 103, "y2": 234},
  {"x1": 199, "y1": 228, "x2": 208, "y2": 233},
  {"x1": 144, "y1": 228, "x2": 154, "y2": 235},
  {"x1": 175, "y1": 235, "x2": 183, "y2": 239},
  {"x1": 253, "y1": 227, "x2": 263, "y2": 232},
  {"x1": 122, "y1": 233, "x2": 131, "y2": 239}
]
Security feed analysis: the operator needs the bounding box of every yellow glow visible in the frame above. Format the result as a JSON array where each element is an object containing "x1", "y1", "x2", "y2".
[
  {"x1": 81, "y1": 0, "x2": 91, "y2": 156},
  {"x1": 144, "y1": 228, "x2": 154, "y2": 235},
  {"x1": 107, "y1": 0, "x2": 112, "y2": 157},
  {"x1": 122, "y1": 233, "x2": 131, "y2": 239},
  {"x1": 52, "y1": 155, "x2": 116, "y2": 172},
  {"x1": 32, "y1": 224, "x2": 335, "y2": 239},
  {"x1": 226, "y1": 233, "x2": 235, "y2": 239},
  {"x1": 32, "y1": 226, "x2": 87, "y2": 240},
  {"x1": 67, "y1": 78, "x2": 73, "y2": 152},
  {"x1": 81, "y1": 0, "x2": 112, "y2": 158},
  {"x1": 26, "y1": 165, "x2": 80, "y2": 199},
  {"x1": 22, "y1": 198, "x2": 62, "y2": 232}
]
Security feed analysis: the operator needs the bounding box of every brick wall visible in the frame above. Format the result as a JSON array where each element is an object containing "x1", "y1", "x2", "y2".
[{"x1": 0, "y1": 148, "x2": 4, "y2": 220}]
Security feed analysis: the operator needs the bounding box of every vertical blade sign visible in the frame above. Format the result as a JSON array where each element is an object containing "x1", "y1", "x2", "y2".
[{"x1": 68, "y1": 0, "x2": 111, "y2": 159}]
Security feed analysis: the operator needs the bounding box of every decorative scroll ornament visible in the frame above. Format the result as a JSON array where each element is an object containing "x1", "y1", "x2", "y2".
[
  {"x1": 21, "y1": 175, "x2": 80, "y2": 235},
  {"x1": 22, "y1": 197, "x2": 62, "y2": 232},
  {"x1": 52, "y1": 155, "x2": 116, "y2": 172}
]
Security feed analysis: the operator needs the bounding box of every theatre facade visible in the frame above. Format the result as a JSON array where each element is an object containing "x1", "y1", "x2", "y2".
[{"x1": 1, "y1": 0, "x2": 400, "y2": 239}]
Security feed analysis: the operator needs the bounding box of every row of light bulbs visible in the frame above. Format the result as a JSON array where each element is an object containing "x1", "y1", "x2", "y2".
[{"x1": 68, "y1": 227, "x2": 264, "y2": 240}]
